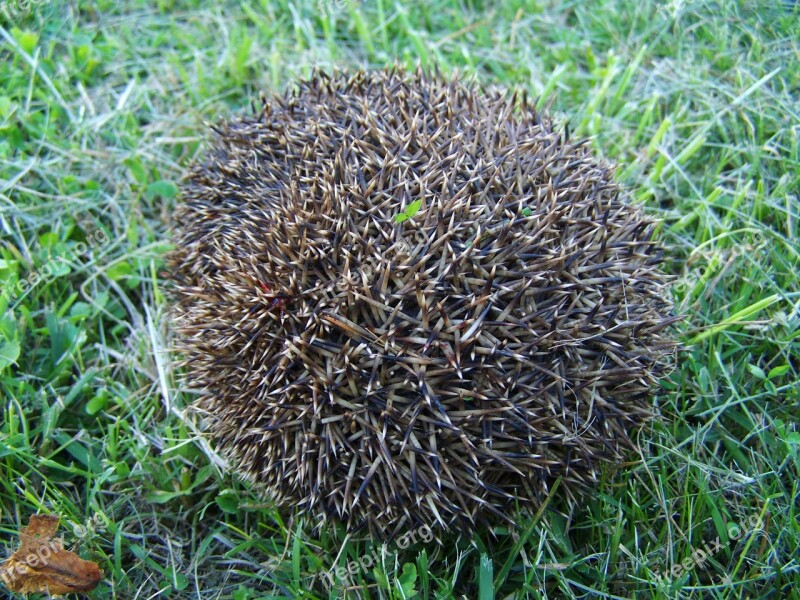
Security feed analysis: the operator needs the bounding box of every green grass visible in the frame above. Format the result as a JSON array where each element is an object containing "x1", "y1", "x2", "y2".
[{"x1": 0, "y1": 0, "x2": 798, "y2": 597}]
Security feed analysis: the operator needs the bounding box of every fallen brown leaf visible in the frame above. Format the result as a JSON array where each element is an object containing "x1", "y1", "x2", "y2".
[{"x1": 0, "y1": 514, "x2": 102, "y2": 597}]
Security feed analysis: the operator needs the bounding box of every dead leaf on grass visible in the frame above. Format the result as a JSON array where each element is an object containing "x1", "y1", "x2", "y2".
[{"x1": 0, "y1": 514, "x2": 102, "y2": 597}]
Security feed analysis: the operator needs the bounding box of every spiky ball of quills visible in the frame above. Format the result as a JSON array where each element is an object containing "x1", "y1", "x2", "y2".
[{"x1": 168, "y1": 68, "x2": 677, "y2": 540}]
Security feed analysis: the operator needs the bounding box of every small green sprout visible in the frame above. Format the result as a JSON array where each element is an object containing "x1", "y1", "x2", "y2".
[{"x1": 394, "y1": 199, "x2": 422, "y2": 223}]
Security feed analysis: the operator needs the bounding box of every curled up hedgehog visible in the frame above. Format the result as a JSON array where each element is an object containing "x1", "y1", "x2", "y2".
[{"x1": 167, "y1": 68, "x2": 678, "y2": 540}]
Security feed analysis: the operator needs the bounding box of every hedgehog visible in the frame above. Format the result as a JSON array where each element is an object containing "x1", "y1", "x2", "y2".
[{"x1": 167, "y1": 68, "x2": 678, "y2": 539}]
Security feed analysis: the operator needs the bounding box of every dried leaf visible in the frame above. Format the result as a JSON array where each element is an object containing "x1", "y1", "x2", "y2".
[{"x1": 0, "y1": 514, "x2": 102, "y2": 597}]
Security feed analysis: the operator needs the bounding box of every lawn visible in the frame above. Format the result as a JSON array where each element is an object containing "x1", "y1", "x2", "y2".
[{"x1": 0, "y1": 0, "x2": 798, "y2": 598}]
